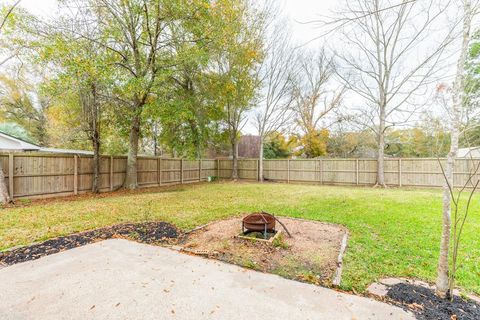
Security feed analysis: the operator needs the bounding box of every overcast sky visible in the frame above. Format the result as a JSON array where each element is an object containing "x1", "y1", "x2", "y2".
[{"x1": 18, "y1": 0, "x2": 336, "y2": 48}]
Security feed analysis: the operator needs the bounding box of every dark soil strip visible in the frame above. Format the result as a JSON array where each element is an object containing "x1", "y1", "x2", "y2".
[
  {"x1": 387, "y1": 283, "x2": 480, "y2": 320},
  {"x1": 0, "y1": 222, "x2": 179, "y2": 266}
]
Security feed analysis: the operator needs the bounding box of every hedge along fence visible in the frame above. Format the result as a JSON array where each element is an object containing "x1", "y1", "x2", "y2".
[
  {"x1": 2, "y1": 153, "x2": 480, "y2": 200},
  {"x1": 0, "y1": 153, "x2": 217, "y2": 200}
]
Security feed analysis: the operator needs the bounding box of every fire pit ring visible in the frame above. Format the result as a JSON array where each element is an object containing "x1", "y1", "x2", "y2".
[{"x1": 242, "y1": 212, "x2": 276, "y2": 239}]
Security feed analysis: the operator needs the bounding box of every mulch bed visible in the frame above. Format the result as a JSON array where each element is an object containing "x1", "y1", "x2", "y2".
[
  {"x1": 387, "y1": 283, "x2": 480, "y2": 320},
  {"x1": 0, "y1": 222, "x2": 179, "y2": 266}
]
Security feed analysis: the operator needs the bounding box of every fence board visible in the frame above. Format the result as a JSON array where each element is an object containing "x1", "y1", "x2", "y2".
[
  {"x1": 160, "y1": 158, "x2": 181, "y2": 184},
  {"x1": 259, "y1": 158, "x2": 480, "y2": 188},
  {"x1": 238, "y1": 159, "x2": 258, "y2": 180}
]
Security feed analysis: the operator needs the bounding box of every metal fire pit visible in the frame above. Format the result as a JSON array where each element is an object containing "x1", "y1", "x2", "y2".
[{"x1": 242, "y1": 212, "x2": 276, "y2": 239}]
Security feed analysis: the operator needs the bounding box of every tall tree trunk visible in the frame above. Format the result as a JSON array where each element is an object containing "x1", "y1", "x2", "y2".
[
  {"x1": 91, "y1": 83, "x2": 100, "y2": 194},
  {"x1": 437, "y1": 111, "x2": 460, "y2": 298},
  {"x1": 37, "y1": 113, "x2": 48, "y2": 146},
  {"x1": 152, "y1": 122, "x2": 158, "y2": 157},
  {"x1": 188, "y1": 120, "x2": 202, "y2": 159},
  {"x1": 196, "y1": 143, "x2": 202, "y2": 160},
  {"x1": 436, "y1": 138, "x2": 456, "y2": 298},
  {"x1": 0, "y1": 168, "x2": 10, "y2": 204},
  {"x1": 153, "y1": 135, "x2": 158, "y2": 156},
  {"x1": 91, "y1": 132, "x2": 100, "y2": 194},
  {"x1": 376, "y1": 106, "x2": 386, "y2": 187},
  {"x1": 436, "y1": 0, "x2": 471, "y2": 298},
  {"x1": 125, "y1": 113, "x2": 141, "y2": 189},
  {"x1": 232, "y1": 141, "x2": 239, "y2": 180},
  {"x1": 258, "y1": 137, "x2": 264, "y2": 182}
]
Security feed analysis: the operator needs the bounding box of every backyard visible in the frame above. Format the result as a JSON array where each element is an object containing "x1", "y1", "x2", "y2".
[{"x1": 1, "y1": 181, "x2": 479, "y2": 296}]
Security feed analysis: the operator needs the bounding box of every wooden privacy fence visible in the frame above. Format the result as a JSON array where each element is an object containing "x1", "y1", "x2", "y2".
[
  {"x1": 218, "y1": 158, "x2": 480, "y2": 188},
  {"x1": 2, "y1": 153, "x2": 480, "y2": 199},
  {"x1": 0, "y1": 153, "x2": 216, "y2": 199}
]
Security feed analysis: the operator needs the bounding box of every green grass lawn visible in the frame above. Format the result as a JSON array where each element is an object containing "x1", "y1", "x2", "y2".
[{"x1": 1, "y1": 181, "x2": 479, "y2": 295}]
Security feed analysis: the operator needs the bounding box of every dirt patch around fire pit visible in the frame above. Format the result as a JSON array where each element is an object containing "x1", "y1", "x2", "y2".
[
  {"x1": 0, "y1": 222, "x2": 179, "y2": 266},
  {"x1": 179, "y1": 217, "x2": 348, "y2": 287}
]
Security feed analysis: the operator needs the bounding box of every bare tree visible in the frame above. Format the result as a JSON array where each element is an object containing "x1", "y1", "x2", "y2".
[
  {"x1": 326, "y1": 0, "x2": 453, "y2": 187},
  {"x1": 254, "y1": 22, "x2": 295, "y2": 181},
  {"x1": 436, "y1": 0, "x2": 480, "y2": 299},
  {"x1": 438, "y1": 155, "x2": 480, "y2": 301},
  {"x1": 291, "y1": 50, "x2": 345, "y2": 147}
]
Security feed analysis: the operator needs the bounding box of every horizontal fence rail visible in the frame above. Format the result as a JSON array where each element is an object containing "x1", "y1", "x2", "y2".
[{"x1": 1, "y1": 153, "x2": 480, "y2": 200}]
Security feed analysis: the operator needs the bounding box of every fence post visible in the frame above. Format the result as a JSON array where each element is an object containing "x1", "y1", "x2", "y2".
[
  {"x1": 199, "y1": 159, "x2": 202, "y2": 182},
  {"x1": 8, "y1": 153, "x2": 13, "y2": 199},
  {"x1": 398, "y1": 158, "x2": 402, "y2": 187},
  {"x1": 180, "y1": 159, "x2": 184, "y2": 184},
  {"x1": 158, "y1": 157, "x2": 162, "y2": 186},
  {"x1": 257, "y1": 159, "x2": 259, "y2": 181},
  {"x1": 287, "y1": 159, "x2": 290, "y2": 184},
  {"x1": 73, "y1": 155, "x2": 78, "y2": 195},
  {"x1": 356, "y1": 159, "x2": 359, "y2": 185},
  {"x1": 110, "y1": 156, "x2": 114, "y2": 191},
  {"x1": 217, "y1": 159, "x2": 220, "y2": 180}
]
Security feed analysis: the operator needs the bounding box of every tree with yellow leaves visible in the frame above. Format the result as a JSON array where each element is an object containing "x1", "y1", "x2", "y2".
[{"x1": 208, "y1": 0, "x2": 266, "y2": 179}]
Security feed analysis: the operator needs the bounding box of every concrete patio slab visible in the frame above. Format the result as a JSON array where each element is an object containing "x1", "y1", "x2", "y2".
[{"x1": 0, "y1": 239, "x2": 414, "y2": 320}]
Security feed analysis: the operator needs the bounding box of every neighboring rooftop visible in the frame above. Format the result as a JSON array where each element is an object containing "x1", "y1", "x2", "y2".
[
  {"x1": 0, "y1": 131, "x2": 93, "y2": 155},
  {"x1": 457, "y1": 147, "x2": 480, "y2": 158},
  {"x1": 0, "y1": 131, "x2": 40, "y2": 151}
]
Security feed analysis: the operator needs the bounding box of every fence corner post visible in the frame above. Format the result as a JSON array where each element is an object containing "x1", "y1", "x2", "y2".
[
  {"x1": 8, "y1": 153, "x2": 14, "y2": 199},
  {"x1": 73, "y1": 155, "x2": 78, "y2": 195},
  {"x1": 217, "y1": 158, "x2": 220, "y2": 180}
]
